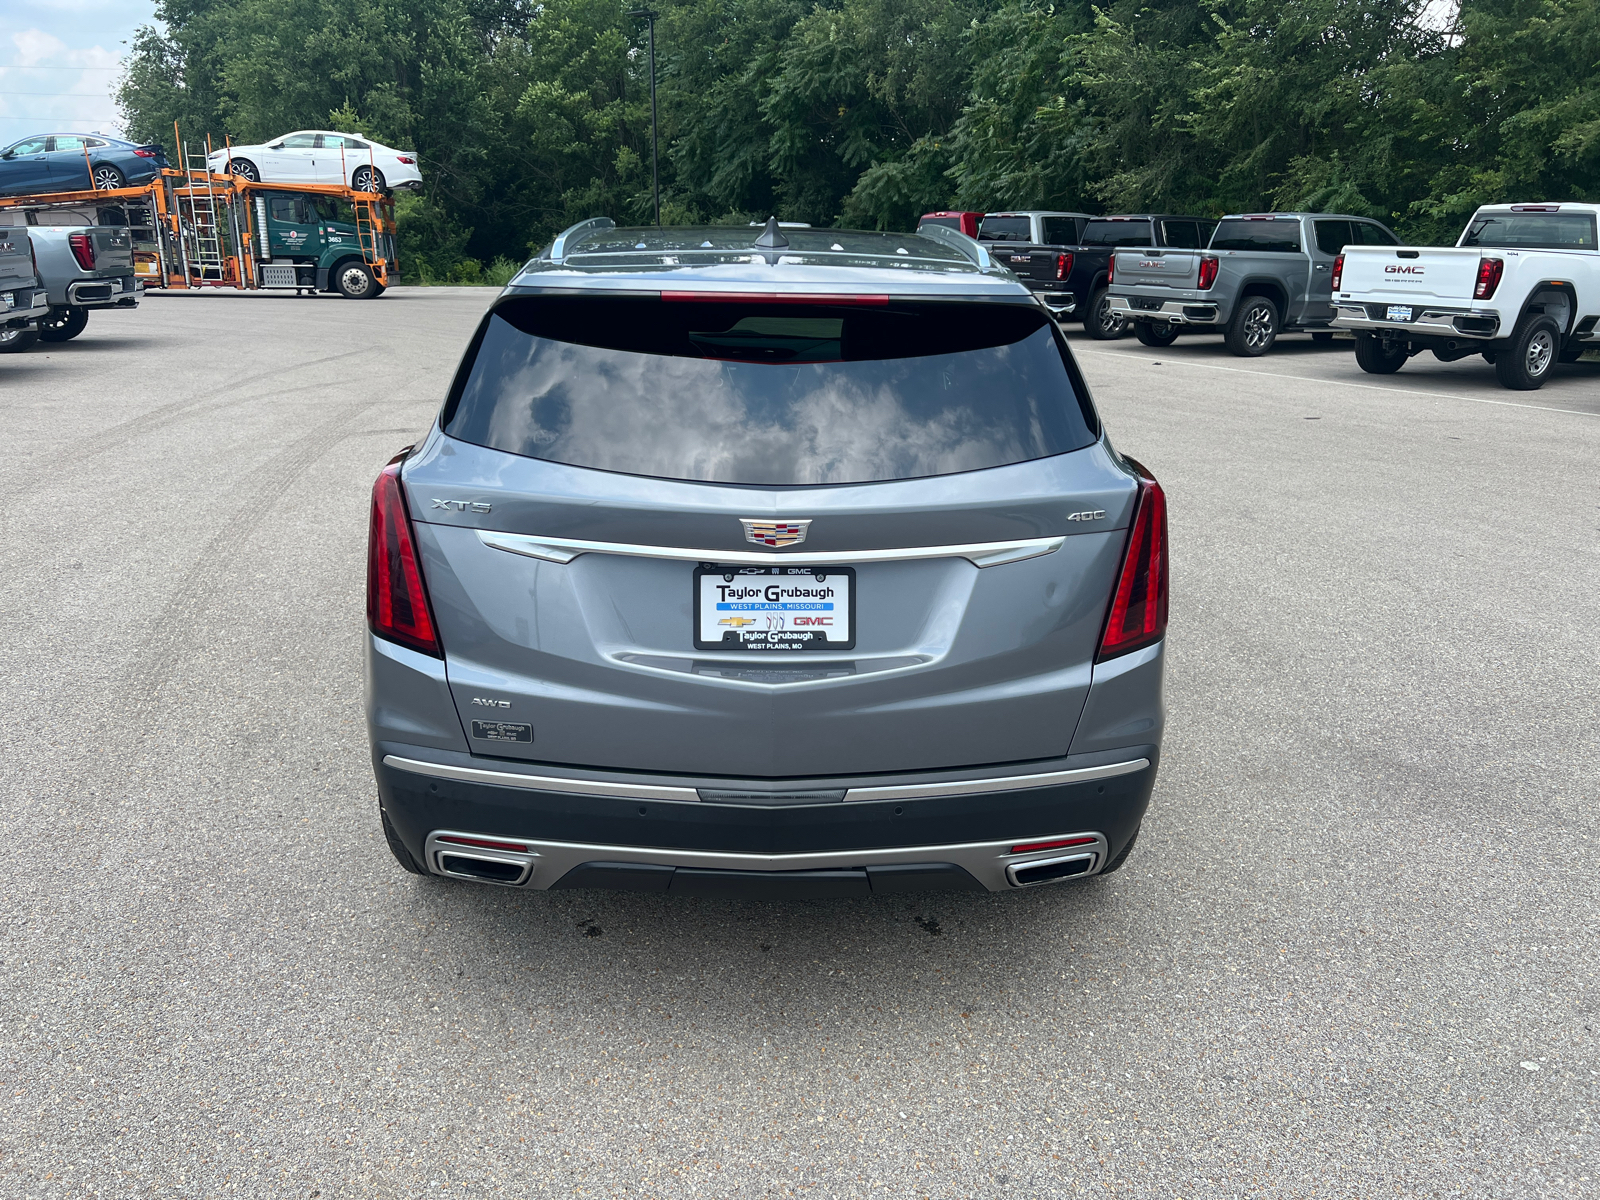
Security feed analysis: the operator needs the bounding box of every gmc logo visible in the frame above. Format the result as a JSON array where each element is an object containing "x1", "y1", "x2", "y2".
[
  {"x1": 792, "y1": 617, "x2": 833, "y2": 626},
  {"x1": 1140, "y1": 260, "x2": 1163, "y2": 268},
  {"x1": 1385, "y1": 265, "x2": 1425, "y2": 275}
]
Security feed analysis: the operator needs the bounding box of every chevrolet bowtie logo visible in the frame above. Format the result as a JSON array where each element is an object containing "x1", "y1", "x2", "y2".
[
  {"x1": 719, "y1": 616, "x2": 757, "y2": 628},
  {"x1": 739, "y1": 518, "x2": 812, "y2": 547}
]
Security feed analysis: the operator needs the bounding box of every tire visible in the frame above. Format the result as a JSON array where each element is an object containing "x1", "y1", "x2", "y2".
[
  {"x1": 352, "y1": 164, "x2": 387, "y2": 194},
  {"x1": 37, "y1": 306, "x2": 88, "y2": 342},
  {"x1": 91, "y1": 163, "x2": 125, "y2": 191},
  {"x1": 1353, "y1": 333, "x2": 1407, "y2": 374},
  {"x1": 1494, "y1": 314, "x2": 1561, "y2": 391},
  {"x1": 227, "y1": 157, "x2": 260, "y2": 182},
  {"x1": 1224, "y1": 295, "x2": 1279, "y2": 356},
  {"x1": 0, "y1": 326, "x2": 38, "y2": 353},
  {"x1": 1311, "y1": 331, "x2": 1335, "y2": 344},
  {"x1": 1134, "y1": 321, "x2": 1179, "y2": 347},
  {"x1": 381, "y1": 809, "x2": 427, "y2": 876},
  {"x1": 1085, "y1": 287, "x2": 1126, "y2": 340},
  {"x1": 334, "y1": 260, "x2": 378, "y2": 299},
  {"x1": 1096, "y1": 826, "x2": 1139, "y2": 878}
]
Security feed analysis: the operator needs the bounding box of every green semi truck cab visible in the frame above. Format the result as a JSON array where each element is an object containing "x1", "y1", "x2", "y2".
[{"x1": 249, "y1": 191, "x2": 393, "y2": 298}]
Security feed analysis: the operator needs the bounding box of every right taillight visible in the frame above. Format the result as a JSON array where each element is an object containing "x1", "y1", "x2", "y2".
[
  {"x1": 1330, "y1": 253, "x2": 1344, "y2": 291},
  {"x1": 1197, "y1": 255, "x2": 1220, "y2": 290},
  {"x1": 1097, "y1": 461, "x2": 1168, "y2": 662},
  {"x1": 1106, "y1": 257, "x2": 1114, "y2": 285},
  {"x1": 68, "y1": 231, "x2": 95, "y2": 270},
  {"x1": 1474, "y1": 257, "x2": 1503, "y2": 300},
  {"x1": 1056, "y1": 252, "x2": 1073, "y2": 280},
  {"x1": 367, "y1": 450, "x2": 443, "y2": 658}
]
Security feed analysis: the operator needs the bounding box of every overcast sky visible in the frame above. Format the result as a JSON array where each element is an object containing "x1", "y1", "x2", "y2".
[{"x1": 0, "y1": 0, "x2": 158, "y2": 144}]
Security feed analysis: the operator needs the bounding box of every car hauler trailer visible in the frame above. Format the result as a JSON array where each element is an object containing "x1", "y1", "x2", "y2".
[{"x1": 0, "y1": 140, "x2": 397, "y2": 297}]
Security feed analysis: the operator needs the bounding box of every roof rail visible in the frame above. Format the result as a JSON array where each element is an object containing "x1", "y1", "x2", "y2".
[
  {"x1": 915, "y1": 223, "x2": 992, "y2": 270},
  {"x1": 551, "y1": 216, "x2": 615, "y2": 263}
]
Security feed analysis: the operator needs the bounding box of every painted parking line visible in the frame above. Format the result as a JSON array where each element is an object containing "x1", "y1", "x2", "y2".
[{"x1": 1073, "y1": 347, "x2": 1600, "y2": 419}]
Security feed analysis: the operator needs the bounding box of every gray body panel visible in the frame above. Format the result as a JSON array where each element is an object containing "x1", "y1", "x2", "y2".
[
  {"x1": 0, "y1": 229, "x2": 43, "y2": 324},
  {"x1": 29, "y1": 226, "x2": 139, "y2": 310}
]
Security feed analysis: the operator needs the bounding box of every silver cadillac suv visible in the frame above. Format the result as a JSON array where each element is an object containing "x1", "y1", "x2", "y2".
[{"x1": 366, "y1": 218, "x2": 1167, "y2": 898}]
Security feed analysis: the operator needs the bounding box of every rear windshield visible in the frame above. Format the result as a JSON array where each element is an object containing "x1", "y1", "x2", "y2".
[
  {"x1": 978, "y1": 216, "x2": 1031, "y2": 242},
  {"x1": 441, "y1": 296, "x2": 1099, "y2": 486},
  {"x1": 1210, "y1": 219, "x2": 1301, "y2": 252},
  {"x1": 917, "y1": 216, "x2": 961, "y2": 231},
  {"x1": 1461, "y1": 212, "x2": 1597, "y2": 250},
  {"x1": 1079, "y1": 219, "x2": 1155, "y2": 247}
]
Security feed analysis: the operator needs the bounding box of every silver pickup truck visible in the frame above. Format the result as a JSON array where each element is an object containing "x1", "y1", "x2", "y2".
[
  {"x1": 28, "y1": 225, "x2": 140, "y2": 344},
  {"x1": 0, "y1": 225, "x2": 51, "y2": 352},
  {"x1": 1108, "y1": 212, "x2": 1400, "y2": 355}
]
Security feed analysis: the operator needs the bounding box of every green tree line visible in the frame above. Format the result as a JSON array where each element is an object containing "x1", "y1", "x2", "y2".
[{"x1": 117, "y1": 0, "x2": 1600, "y2": 280}]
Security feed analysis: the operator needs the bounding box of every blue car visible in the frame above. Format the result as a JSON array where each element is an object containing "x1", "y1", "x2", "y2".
[{"x1": 0, "y1": 133, "x2": 169, "y2": 196}]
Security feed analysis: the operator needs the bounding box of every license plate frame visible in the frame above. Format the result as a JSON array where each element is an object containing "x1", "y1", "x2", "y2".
[
  {"x1": 1386, "y1": 305, "x2": 1414, "y2": 323},
  {"x1": 694, "y1": 565, "x2": 855, "y2": 652}
]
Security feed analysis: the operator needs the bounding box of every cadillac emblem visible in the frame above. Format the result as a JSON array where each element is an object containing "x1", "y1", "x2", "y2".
[{"x1": 740, "y1": 518, "x2": 812, "y2": 547}]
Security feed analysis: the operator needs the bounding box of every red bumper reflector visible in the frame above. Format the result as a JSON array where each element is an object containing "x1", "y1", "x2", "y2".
[
  {"x1": 660, "y1": 291, "x2": 889, "y2": 305},
  {"x1": 438, "y1": 836, "x2": 530, "y2": 853},
  {"x1": 1010, "y1": 836, "x2": 1097, "y2": 855}
]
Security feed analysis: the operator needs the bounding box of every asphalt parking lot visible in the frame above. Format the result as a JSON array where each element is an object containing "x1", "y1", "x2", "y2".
[{"x1": 2, "y1": 289, "x2": 1596, "y2": 1199}]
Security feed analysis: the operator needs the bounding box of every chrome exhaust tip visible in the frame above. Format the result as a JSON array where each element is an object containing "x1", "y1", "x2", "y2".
[
  {"x1": 425, "y1": 831, "x2": 536, "y2": 886},
  {"x1": 1005, "y1": 853, "x2": 1096, "y2": 887}
]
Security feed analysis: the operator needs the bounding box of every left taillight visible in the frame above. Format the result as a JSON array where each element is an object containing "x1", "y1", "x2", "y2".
[
  {"x1": 1097, "y1": 459, "x2": 1168, "y2": 662},
  {"x1": 67, "y1": 232, "x2": 95, "y2": 270},
  {"x1": 367, "y1": 450, "x2": 443, "y2": 658}
]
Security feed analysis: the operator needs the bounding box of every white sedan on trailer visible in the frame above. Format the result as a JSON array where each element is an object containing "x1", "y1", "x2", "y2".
[{"x1": 208, "y1": 131, "x2": 421, "y2": 193}]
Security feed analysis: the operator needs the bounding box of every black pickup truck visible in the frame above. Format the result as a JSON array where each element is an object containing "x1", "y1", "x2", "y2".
[
  {"x1": 977, "y1": 211, "x2": 1092, "y2": 318},
  {"x1": 1062, "y1": 215, "x2": 1218, "y2": 338}
]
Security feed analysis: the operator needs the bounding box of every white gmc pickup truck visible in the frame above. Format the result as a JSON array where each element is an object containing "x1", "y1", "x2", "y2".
[{"x1": 1331, "y1": 203, "x2": 1599, "y2": 389}]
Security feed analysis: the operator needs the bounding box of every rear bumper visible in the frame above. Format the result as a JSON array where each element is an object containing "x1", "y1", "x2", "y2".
[
  {"x1": 1108, "y1": 295, "x2": 1220, "y2": 326},
  {"x1": 1331, "y1": 302, "x2": 1499, "y2": 340},
  {"x1": 374, "y1": 743, "x2": 1157, "y2": 895},
  {"x1": 66, "y1": 276, "x2": 140, "y2": 308},
  {"x1": 3, "y1": 286, "x2": 47, "y2": 327}
]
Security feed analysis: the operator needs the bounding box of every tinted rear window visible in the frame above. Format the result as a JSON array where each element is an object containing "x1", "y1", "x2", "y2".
[
  {"x1": 1041, "y1": 217, "x2": 1082, "y2": 244},
  {"x1": 978, "y1": 217, "x2": 1032, "y2": 242},
  {"x1": 442, "y1": 296, "x2": 1099, "y2": 486},
  {"x1": 1210, "y1": 219, "x2": 1301, "y2": 252},
  {"x1": 1462, "y1": 212, "x2": 1597, "y2": 250},
  {"x1": 918, "y1": 216, "x2": 961, "y2": 231},
  {"x1": 1080, "y1": 219, "x2": 1155, "y2": 247}
]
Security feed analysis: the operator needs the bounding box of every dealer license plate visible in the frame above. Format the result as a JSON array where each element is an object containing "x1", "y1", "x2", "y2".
[
  {"x1": 695, "y1": 565, "x2": 855, "y2": 652},
  {"x1": 1386, "y1": 305, "x2": 1413, "y2": 323}
]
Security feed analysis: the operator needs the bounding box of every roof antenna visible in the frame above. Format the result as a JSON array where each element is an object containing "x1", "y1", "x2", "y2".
[{"x1": 753, "y1": 216, "x2": 789, "y2": 249}]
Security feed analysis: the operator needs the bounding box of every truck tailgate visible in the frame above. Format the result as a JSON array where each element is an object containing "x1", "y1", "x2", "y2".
[
  {"x1": 87, "y1": 228, "x2": 134, "y2": 275},
  {"x1": 992, "y1": 247, "x2": 1064, "y2": 286},
  {"x1": 1337, "y1": 246, "x2": 1481, "y2": 304},
  {"x1": 1112, "y1": 249, "x2": 1200, "y2": 289}
]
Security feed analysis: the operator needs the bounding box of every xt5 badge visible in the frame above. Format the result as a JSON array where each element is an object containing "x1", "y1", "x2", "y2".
[{"x1": 431, "y1": 498, "x2": 492, "y2": 514}]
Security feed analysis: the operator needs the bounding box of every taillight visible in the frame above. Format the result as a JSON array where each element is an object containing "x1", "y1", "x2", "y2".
[
  {"x1": 1106, "y1": 257, "x2": 1114, "y2": 285},
  {"x1": 67, "y1": 232, "x2": 95, "y2": 271},
  {"x1": 1197, "y1": 255, "x2": 1220, "y2": 290},
  {"x1": 1474, "y1": 257, "x2": 1503, "y2": 300},
  {"x1": 1055, "y1": 252, "x2": 1072, "y2": 281},
  {"x1": 1097, "y1": 460, "x2": 1168, "y2": 662},
  {"x1": 1330, "y1": 253, "x2": 1344, "y2": 291},
  {"x1": 367, "y1": 451, "x2": 443, "y2": 657},
  {"x1": 396, "y1": 155, "x2": 416, "y2": 164},
  {"x1": 133, "y1": 148, "x2": 157, "y2": 158}
]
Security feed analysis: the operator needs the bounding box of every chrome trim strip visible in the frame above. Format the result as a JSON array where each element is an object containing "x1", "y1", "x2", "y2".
[
  {"x1": 476, "y1": 529, "x2": 1066, "y2": 569},
  {"x1": 420, "y1": 828, "x2": 1111, "y2": 892},
  {"x1": 842, "y1": 757, "x2": 1149, "y2": 803},
  {"x1": 384, "y1": 755, "x2": 700, "y2": 802},
  {"x1": 387, "y1": 754, "x2": 1149, "y2": 806}
]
